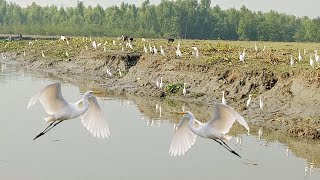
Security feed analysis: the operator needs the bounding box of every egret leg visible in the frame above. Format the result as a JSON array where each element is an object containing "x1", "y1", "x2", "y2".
[
  {"x1": 213, "y1": 139, "x2": 241, "y2": 158},
  {"x1": 33, "y1": 120, "x2": 63, "y2": 140}
]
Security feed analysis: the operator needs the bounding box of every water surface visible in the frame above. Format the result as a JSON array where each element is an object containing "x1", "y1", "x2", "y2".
[{"x1": 0, "y1": 63, "x2": 319, "y2": 180}]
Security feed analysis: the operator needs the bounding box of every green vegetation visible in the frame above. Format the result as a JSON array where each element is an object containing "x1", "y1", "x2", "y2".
[{"x1": 0, "y1": 0, "x2": 320, "y2": 42}]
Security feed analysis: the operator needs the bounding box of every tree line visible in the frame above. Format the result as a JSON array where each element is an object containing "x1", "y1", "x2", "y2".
[{"x1": 0, "y1": 0, "x2": 319, "y2": 42}]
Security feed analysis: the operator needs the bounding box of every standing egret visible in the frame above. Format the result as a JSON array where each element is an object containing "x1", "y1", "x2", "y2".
[
  {"x1": 106, "y1": 68, "x2": 113, "y2": 77},
  {"x1": 149, "y1": 44, "x2": 153, "y2": 53},
  {"x1": 41, "y1": 51, "x2": 45, "y2": 58},
  {"x1": 176, "y1": 47, "x2": 182, "y2": 58},
  {"x1": 239, "y1": 52, "x2": 245, "y2": 63},
  {"x1": 221, "y1": 91, "x2": 227, "y2": 105},
  {"x1": 182, "y1": 83, "x2": 187, "y2": 96},
  {"x1": 246, "y1": 94, "x2": 252, "y2": 107},
  {"x1": 27, "y1": 82, "x2": 110, "y2": 140},
  {"x1": 310, "y1": 55, "x2": 315, "y2": 69},
  {"x1": 144, "y1": 45, "x2": 148, "y2": 54},
  {"x1": 23, "y1": 51, "x2": 26, "y2": 57},
  {"x1": 259, "y1": 96, "x2": 263, "y2": 110},
  {"x1": 112, "y1": 40, "x2": 116, "y2": 46},
  {"x1": 65, "y1": 51, "x2": 69, "y2": 57},
  {"x1": 298, "y1": 51, "x2": 303, "y2": 62},
  {"x1": 314, "y1": 50, "x2": 319, "y2": 64},
  {"x1": 255, "y1": 42, "x2": 258, "y2": 52},
  {"x1": 92, "y1": 41, "x2": 97, "y2": 50},
  {"x1": 153, "y1": 46, "x2": 158, "y2": 54},
  {"x1": 159, "y1": 77, "x2": 163, "y2": 89},
  {"x1": 156, "y1": 77, "x2": 160, "y2": 88},
  {"x1": 262, "y1": 46, "x2": 266, "y2": 52},
  {"x1": 192, "y1": 47, "x2": 199, "y2": 58},
  {"x1": 118, "y1": 69, "x2": 122, "y2": 77},
  {"x1": 290, "y1": 54, "x2": 294, "y2": 67},
  {"x1": 258, "y1": 127, "x2": 263, "y2": 140},
  {"x1": 160, "y1": 46, "x2": 165, "y2": 56},
  {"x1": 169, "y1": 103, "x2": 249, "y2": 157}
]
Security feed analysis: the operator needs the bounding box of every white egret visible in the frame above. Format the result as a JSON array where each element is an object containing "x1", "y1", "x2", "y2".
[
  {"x1": 221, "y1": 91, "x2": 227, "y2": 105},
  {"x1": 103, "y1": 46, "x2": 106, "y2": 52},
  {"x1": 156, "y1": 78, "x2": 160, "y2": 88},
  {"x1": 259, "y1": 96, "x2": 263, "y2": 110},
  {"x1": 149, "y1": 44, "x2": 153, "y2": 53},
  {"x1": 290, "y1": 54, "x2": 294, "y2": 67},
  {"x1": 169, "y1": 103, "x2": 249, "y2": 157},
  {"x1": 153, "y1": 46, "x2": 158, "y2": 54},
  {"x1": 143, "y1": 45, "x2": 148, "y2": 54},
  {"x1": 159, "y1": 77, "x2": 163, "y2": 89},
  {"x1": 128, "y1": 41, "x2": 133, "y2": 49},
  {"x1": 65, "y1": 51, "x2": 69, "y2": 57},
  {"x1": 118, "y1": 69, "x2": 122, "y2": 77},
  {"x1": 160, "y1": 46, "x2": 165, "y2": 56},
  {"x1": 246, "y1": 94, "x2": 252, "y2": 107},
  {"x1": 298, "y1": 51, "x2": 303, "y2": 62},
  {"x1": 262, "y1": 46, "x2": 266, "y2": 52},
  {"x1": 192, "y1": 47, "x2": 199, "y2": 58},
  {"x1": 176, "y1": 47, "x2": 182, "y2": 58},
  {"x1": 310, "y1": 55, "x2": 315, "y2": 69},
  {"x1": 60, "y1": 35, "x2": 67, "y2": 41},
  {"x1": 255, "y1": 42, "x2": 258, "y2": 52},
  {"x1": 27, "y1": 82, "x2": 110, "y2": 140},
  {"x1": 92, "y1": 41, "x2": 97, "y2": 50},
  {"x1": 112, "y1": 40, "x2": 116, "y2": 46},
  {"x1": 314, "y1": 50, "x2": 319, "y2": 64},
  {"x1": 258, "y1": 127, "x2": 263, "y2": 140},
  {"x1": 142, "y1": 38, "x2": 146, "y2": 42},
  {"x1": 23, "y1": 51, "x2": 26, "y2": 57},
  {"x1": 182, "y1": 83, "x2": 187, "y2": 96},
  {"x1": 239, "y1": 52, "x2": 245, "y2": 63},
  {"x1": 41, "y1": 51, "x2": 45, "y2": 58},
  {"x1": 106, "y1": 68, "x2": 113, "y2": 77},
  {"x1": 97, "y1": 42, "x2": 102, "y2": 47}
]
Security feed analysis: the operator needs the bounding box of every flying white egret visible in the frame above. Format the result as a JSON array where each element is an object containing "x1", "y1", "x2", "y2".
[
  {"x1": 259, "y1": 96, "x2": 263, "y2": 110},
  {"x1": 160, "y1": 46, "x2": 165, "y2": 56},
  {"x1": 246, "y1": 94, "x2": 252, "y2": 107},
  {"x1": 221, "y1": 91, "x2": 227, "y2": 105},
  {"x1": 182, "y1": 83, "x2": 187, "y2": 96},
  {"x1": 298, "y1": 51, "x2": 303, "y2": 62},
  {"x1": 169, "y1": 103, "x2": 249, "y2": 157},
  {"x1": 27, "y1": 82, "x2": 110, "y2": 140},
  {"x1": 290, "y1": 54, "x2": 294, "y2": 67}
]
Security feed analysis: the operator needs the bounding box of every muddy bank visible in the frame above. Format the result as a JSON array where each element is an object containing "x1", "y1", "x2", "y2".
[{"x1": 6, "y1": 49, "x2": 320, "y2": 139}]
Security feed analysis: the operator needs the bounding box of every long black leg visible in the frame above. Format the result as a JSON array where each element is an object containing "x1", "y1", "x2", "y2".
[
  {"x1": 213, "y1": 139, "x2": 241, "y2": 158},
  {"x1": 33, "y1": 120, "x2": 63, "y2": 140}
]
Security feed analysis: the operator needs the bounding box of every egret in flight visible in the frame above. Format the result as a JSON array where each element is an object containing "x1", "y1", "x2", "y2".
[
  {"x1": 27, "y1": 82, "x2": 110, "y2": 140},
  {"x1": 169, "y1": 103, "x2": 249, "y2": 157}
]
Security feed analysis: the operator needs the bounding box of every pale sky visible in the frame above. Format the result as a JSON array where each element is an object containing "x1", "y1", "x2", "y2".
[{"x1": 6, "y1": 0, "x2": 319, "y2": 18}]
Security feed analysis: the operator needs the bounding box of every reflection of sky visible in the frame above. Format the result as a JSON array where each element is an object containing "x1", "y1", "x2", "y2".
[
  {"x1": 7, "y1": 0, "x2": 320, "y2": 18},
  {"x1": 0, "y1": 65, "x2": 319, "y2": 179}
]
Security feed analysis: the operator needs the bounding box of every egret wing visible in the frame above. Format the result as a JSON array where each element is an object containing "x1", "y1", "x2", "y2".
[
  {"x1": 169, "y1": 116, "x2": 197, "y2": 156},
  {"x1": 81, "y1": 95, "x2": 110, "y2": 139},
  {"x1": 27, "y1": 82, "x2": 69, "y2": 115},
  {"x1": 208, "y1": 103, "x2": 249, "y2": 134}
]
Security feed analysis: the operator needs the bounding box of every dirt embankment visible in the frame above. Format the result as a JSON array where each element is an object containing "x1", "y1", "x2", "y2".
[{"x1": 9, "y1": 50, "x2": 320, "y2": 139}]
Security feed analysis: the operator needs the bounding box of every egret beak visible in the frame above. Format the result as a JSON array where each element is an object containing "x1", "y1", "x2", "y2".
[{"x1": 176, "y1": 112, "x2": 187, "y2": 115}]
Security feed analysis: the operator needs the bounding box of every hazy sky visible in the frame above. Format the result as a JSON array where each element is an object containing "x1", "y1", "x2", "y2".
[{"x1": 6, "y1": 0, "x2": 319, "y2": 18}]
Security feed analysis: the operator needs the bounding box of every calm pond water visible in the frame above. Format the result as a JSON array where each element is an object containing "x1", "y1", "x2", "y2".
[{"x1": 0, "y1": 62, "x2": 319, "y2": 180}]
